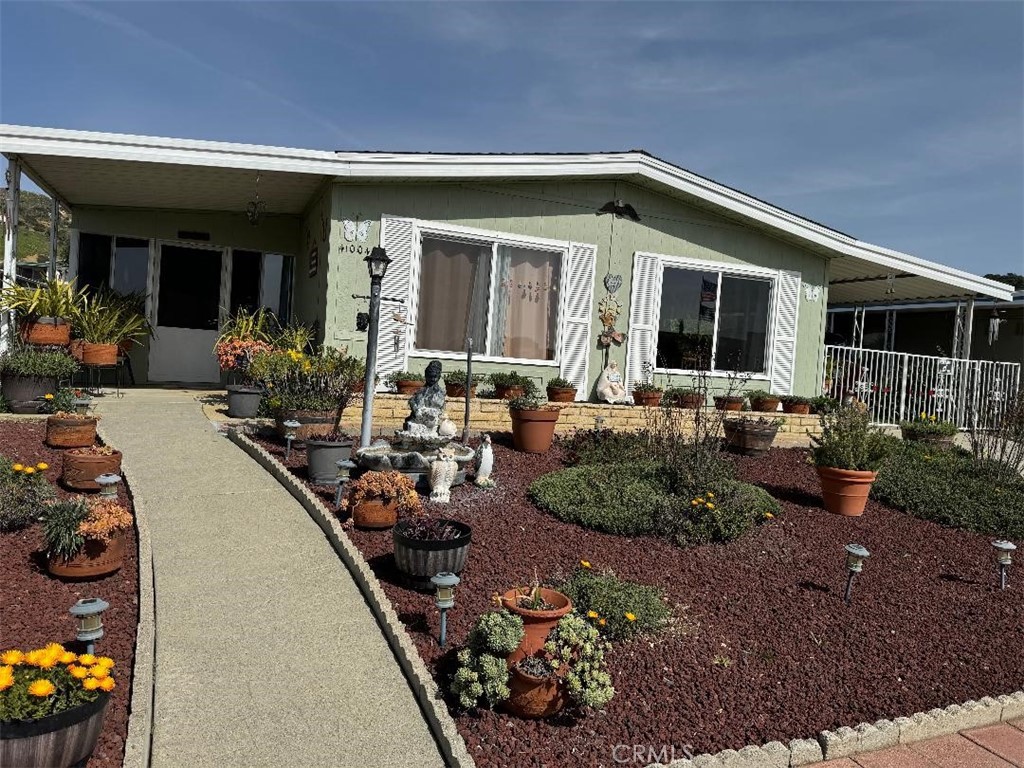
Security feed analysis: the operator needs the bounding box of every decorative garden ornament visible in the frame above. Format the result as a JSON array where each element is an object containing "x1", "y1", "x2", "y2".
[
  {"x1": 596, "y1": 361, "x2": 630, "y2": 404},
  {"x1": 603, "y1": 273, "x2": 623, "y2": 294},
  {"x1": 438, "y1": 416, "x2": 457, "y2": 439},
  {"x1": 597, "y1": 294, "x2": 624, "y2": 349},
  {"x1": 475, "y1": 434, "x2": 495, "y2": 488},
  {"x1": 429, "y1": 446, "x2": 458, "y2": 503}
]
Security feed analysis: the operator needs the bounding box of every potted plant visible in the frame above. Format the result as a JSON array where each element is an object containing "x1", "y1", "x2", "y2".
[
  {"x1": 305, "y1": 430, "x2": 355, "y2": 484},
  {"x1": 72, "y1": 293, "x2": 150, "y2": 366},
  {"x1": 61, "y1": 445, "x2": 122, "y2": 491},
  {"x1": 0, "y1": 278, "x2": 85, "y2": 347},
  {"x1": 1, "y1": 456, "x2": 56, "y2": 531},
  {"x1": 747, "y1": 389, "x2": 780, "y2": 412},
  {"x1": 0, "y1": 347, "x2": 78, "y2": 414},
  {"x1": 384, "y1": 370, "x2": 425, "y2": 396},
  {"x1": 489, "y1": 371, "x2": 534, "y2": 400},
  {"x1": 809, "y1": 396, "x2": 839, "y2": 415},
  {"x1": 631, "y1": 381, "x2": 663, "y2": 407},
  {"x1": 340, "y1": 470, "x2": 421, "y2": 529},
  {"x1": 810, "y1": 404, "x2": 892, "y2": 516},
  {"x1": 722, "y1": 415, "x2": 781, "y2": 457},
  {"x1": 392, "y1": 514, "x2": 473, "y2": 590},
  {"x1": 713, "y1": 394, "x2": 745, "y2": 411},
  {"x1": 508, "y1": 393, "x2": 560, "y2": 453},
  {"x1": 0, "y1": 643, "x2": 115, "y2": 767},
  {"x1": 42, "y1": 390, "x2": 97, "y2": 448},
  {"x1": 899, "y1": 412, "x2": 957, "y2": 447},
  {"x1": 450, "y1": 610, "x2": 525, "y2": 712},
  {"x1": 444, "y1": 370, "x2": 484, "y2": 398},
  {"x1": 43, "y1": 496, "x2": 132, "y2": 579},
  {"x1": 500, "y1": 577, "x2": 573, "y2": 662},
  {"x1": 664, "y1": 386, "x2": 704, "y2": 409},
  {"x1": 215, "y1": 308, "x2": 278, "y2": 417},
  {"x1": 781, "y1": 395, "x2": 813, "y2": 415},
  {"x1": 545, "y1": 377, "x2": 577, "y2": 403}
]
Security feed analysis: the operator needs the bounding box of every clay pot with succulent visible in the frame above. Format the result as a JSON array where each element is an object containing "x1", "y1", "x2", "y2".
[
  {"x1": 631, "y1": 381, "x2": 663, "y2": 407},
  {"x1": 664, "y1": 387, "x2": 704, "y2": 409},
  {"x1": 781, "y1": 395, "x2": 812, "y2": 414},
  {"x1": 384, "y1": 371, "x2": 425, "y2": 395},
  {"x1": 340, "y1": 470, "x2": 421, "y2": 529},
  {"x1": 489, "y1": 371, "x2": 535, "y2": 401},
  {"x1": 500, "y1": 577, "x2": 573, "y2": 663},
  {"x1": 0, "y1": 278, "x2": 87, "y2": 347},
  {"x1": 746, "y1": 389, "x2": 780, "y2": 413},
  {"x1": 72, "y1": 292, "x2": 151, "y2": 367},
  {"x1": 43, "y1": 496, "x2": 132, "y2": 579},
  {"x1": 444, "y1": 370, "x2": 485, "y2": 398}
]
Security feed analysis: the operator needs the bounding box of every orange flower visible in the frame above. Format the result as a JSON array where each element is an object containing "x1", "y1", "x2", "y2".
[
  {"x1": 625, "y1": 612, "x2": 637, "y2": 622},
  {"x1": 25, "y1": 649, "x2": 43, "y2": 666},
  {"x1": 95, "y1": 656, "x2": 115, "y2": 669},
  {"x1": 82, "y1": 677, "x2": 101, "y2": 691},
  {"x1": 35, "y1": 653, "x2": 58, "y2": 669},
  {"x1": 580, "y1": 560, "x2": 591, "y2": 569},
  {"x1": 23, "y1": 467, "x2": 36, "y2": 475},
  {"x1": 69, "y1": 665, "x2": 89, "y2": 679},
  {"x1": 77, "y1": 653, "x2": 97, "y2": 667},
  {"x1": 598, "y1": 618, "x2": 606, "y2": 626},
  {"x1": 59, "y1": 651, "x2": 77, "y2": 665},
  {"x1": 1, "y1": 650, "x2": 24, "y2": 665},
  {"x1": 89, "y1": 665, "x2": 109, "y2": 680},
  {"x1": 44, "y1": 393, "x2": 55, "y2": 400},
  {"x1": 11, "y1": 464, "x2": 24, "y2": 472},
  {"x1": 0, "y1": 669, "x2": 12, "y2": 691},
  {"x1": 99, "y1": 677, "x2": 115, "y2": 692},
  {"x1": 28, "y1": 679, "x2": 56, "y2": 697},
  {"x1": 706, "y1": 503, "x2": 715, "y2": 510},
  {"x1": 587, "y1": 610, "x2": 599, "y2": 619}
]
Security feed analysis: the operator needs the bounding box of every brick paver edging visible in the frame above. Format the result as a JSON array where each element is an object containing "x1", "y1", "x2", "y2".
[{"x1": 228, "y1": 430, "x2": 475, "y2": 768}]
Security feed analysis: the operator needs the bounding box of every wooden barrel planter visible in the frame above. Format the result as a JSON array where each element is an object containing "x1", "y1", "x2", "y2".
[
  {"x1": 225, "y1": 385, "x2": 263, "y2": 418},
  {"x1": 392, "y1": 519, "x2": 472, "y2": 590},
  {"x1": 503, "y1": 663, "x2": 568, "y2": 719},
  {"x1": 545, "y1": 386, "x2": 577, "y2": 403},
  {"x1": 0, "y1": 692, "x2": 110, "y2": 768},
  {"x1": 20, "y1": 317, "x2": 71, "y2": 347},
  {"x1": 62, "y1": 450, "x2": 123, "y2": 490},
  {"x1": 500, "y1": 588, "x2": 572, "y2": 663},
  {"x1": 722, "y1": 420, "x2": 779, "y2": 457},
  {"x1": 275, "y1": 409, "x2": 335, "y2": 442},
  {"x1": 351, "y1": 499, "x2": 399, "y2": 530},
  {"x1": 0, "y1": 374, "x2": 55, "y2": 414},
  {"x1": 81, "y1": 343, "x2": 118, "y2": 366},
  {"x1": 47, "y1": 535, "x2": 124, "y2": 579},
  {"x1": 45, "y1": 416, "x2": 98, "y2": 449}
]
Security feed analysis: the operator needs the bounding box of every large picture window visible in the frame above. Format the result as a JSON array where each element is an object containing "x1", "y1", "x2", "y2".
[
  {"x1": 415, "y1": 235, "x2": 562, "y2": 361},
  {"x1": 657, "y1": 266, "x2": 772, "y2": 374}
]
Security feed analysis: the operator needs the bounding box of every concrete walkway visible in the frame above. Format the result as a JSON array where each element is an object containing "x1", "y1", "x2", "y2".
[{"x1": 98, "y1": 390, "x2": 444, "y2": 768}]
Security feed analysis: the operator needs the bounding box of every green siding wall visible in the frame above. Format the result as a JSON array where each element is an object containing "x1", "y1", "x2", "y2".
[{"x1": 325, "y1": 180, "x2": 828, "y2": 397}]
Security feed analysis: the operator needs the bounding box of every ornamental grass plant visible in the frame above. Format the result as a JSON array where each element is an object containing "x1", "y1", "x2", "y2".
[
  {"x1": 42, "y1": 497, "x2": 133, "y2": 561},
  {"x1": 0, "y1": 645, "x2": 115, "y2": 722}
]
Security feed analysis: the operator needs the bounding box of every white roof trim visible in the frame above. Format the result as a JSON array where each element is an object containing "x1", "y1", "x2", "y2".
[{"x1": 1, "y1": 123, "x2": 1014, "y2": 301}]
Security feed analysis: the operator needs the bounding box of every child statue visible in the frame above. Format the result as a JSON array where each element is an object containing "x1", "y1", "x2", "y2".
[{"x1": 596, "y1": 360, "x2": 630, "y2": 404}]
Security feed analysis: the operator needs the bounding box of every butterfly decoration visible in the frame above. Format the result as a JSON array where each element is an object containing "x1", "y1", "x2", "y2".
[{"x1": 343, "y1": 217, "x2": 372, "y2": 243}]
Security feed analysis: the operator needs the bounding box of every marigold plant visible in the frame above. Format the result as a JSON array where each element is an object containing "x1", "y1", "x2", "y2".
[{"x1": 0, "y1": 644, "x2": 114, "y2": 722}]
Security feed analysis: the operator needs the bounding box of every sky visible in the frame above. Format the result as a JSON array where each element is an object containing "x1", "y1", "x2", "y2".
[{"x1": 1, "y1": 1, "x2": 1022, "y2": 276}]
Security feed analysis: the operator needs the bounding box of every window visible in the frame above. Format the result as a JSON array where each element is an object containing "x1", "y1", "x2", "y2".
[
  {"x1": 415, "y1": 235, "x2": 562, "y2": 361},
  {"x1": 657, "y1": 266, "x2": 772, "y2": 373},
  {"x1": 111, "y1": 237, "x2": 149, "y2": 296}
]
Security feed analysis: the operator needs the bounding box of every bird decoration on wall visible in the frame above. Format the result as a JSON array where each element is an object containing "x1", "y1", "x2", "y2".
[{"x1": 597, "y1": 199, "x2": 641, "y2": 222}]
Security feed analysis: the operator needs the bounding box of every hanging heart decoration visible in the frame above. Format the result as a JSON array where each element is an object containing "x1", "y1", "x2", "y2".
[{"x1": 604, "y1": 273, "x2": 623, "y2": 294}]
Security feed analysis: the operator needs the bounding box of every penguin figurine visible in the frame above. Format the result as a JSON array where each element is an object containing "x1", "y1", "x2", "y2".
[{"x1": 474, "y1": 434, "x2": 495, "y2": 488}]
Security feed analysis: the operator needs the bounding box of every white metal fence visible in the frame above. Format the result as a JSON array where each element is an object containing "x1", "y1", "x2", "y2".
[{"x1": 823, "y1": 345, "x2": 1021, "y2": 429}]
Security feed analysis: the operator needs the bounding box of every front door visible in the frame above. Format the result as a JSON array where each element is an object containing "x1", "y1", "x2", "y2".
[{"x1": 148, "y1": 243, "x2": 225, "y2": 383}]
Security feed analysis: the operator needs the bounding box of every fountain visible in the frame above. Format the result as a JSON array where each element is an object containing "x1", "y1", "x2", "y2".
[{"x1": 354, "y1": 360, "x2": 476, "y2": 489}]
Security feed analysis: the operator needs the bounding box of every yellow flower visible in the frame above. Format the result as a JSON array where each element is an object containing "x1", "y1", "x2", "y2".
[
  {"x1": 598, "y1": 618, "x2": 606, "y2": 626},
  {"x1": 920, "y1": 411, "x2": 927, "y2": 419},
  {"x1": 587, "y1": 610, "x2": 599, "y2": 619},
  {"x1": 59, "y1": 651, "x2": 77, "y2": 664},
  {"x1": 930, "y1": 415, "x2": 936, "y2": 422},
  {"x1": 764, "y1": 512, "x2": 775, "y2": 520},
  {"x1": 23, "y1": 467, "x2": 36, "y2": 475},
  {"x1": 707, "y1": 492, "x2": 715, "y2": 499},
  {"x1": 696, "y1": 498, "x2": 705, "y2": 504},
  {"x1": 35, "y1": 653, "x2": 58, "y2": 669},
  {"x1": 82, "y1": 677, "x2": 101, "y2": 691},
  {"x1": 89, "y1": 665, "x2": 109, "y2": 680},
  {"x1": 69, "y1": 665, "x2": 89, "y2": 679},
  {"x1": 36, "y1": 462, "x2": 49, "y2": 471},
  {"x1": 1, "y1": 650, "x2": 24, "y2": 666},
  {"x1": 707, "y1": 502, "x2": 716, "y2": 510},
  {"x1": 0, "y1": 668, "x2": 12, "y2": 692},
  {"x1": 25, "y1": 650, "x2": 43, "y2": 666},
  {"x1": 11, "y1": 464, "x2": 23, "y2": 472},
  {"x1": 625, "y1": 612, "x2": 636, "y2": 622},
  {"x1": 579, "y1": 560, "x2": 591, "y2": 569},
  {"x1": 96, "y1": 656, "x2": 115, "y2": 669},
  {"x1": 691, "y1": 499, "x2": 700, "y2": 506},
  {"x1": 28, "y1": 679, "x2": 56, "y2": 697},
  {"x1": 44, "y1": 643, "x2": 64, "y2": 655},
  {"x1": 77, "y1": 653, "x2": 97, "y2": 667},
  {"x1": 44, "y1": 393, "x2": 54, "y2": 401},
  {"x1": 99, "y1": 677, "x2": 115, "y2": 692}
]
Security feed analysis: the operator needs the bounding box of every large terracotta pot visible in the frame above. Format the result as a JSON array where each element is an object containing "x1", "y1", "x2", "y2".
[
  {"x1": 445, "y1": 383, "x2": 477, "y2": 398},
  {"x1": 510, "y1": 408, "x2": 560, "y2": 453},
  {"x1": 722, "y1": 421, "x2": 779, "y2": 457},
  {"x1": 0, "y1": 374, "x2": 55, "y2": 414},
  {"x1": 351, "y1": 499, "x2": 398, "y2": 529},
  {"x1": 392, "y1": 519, "x2": 472, "y2": 590},
  {"x1": 494, "y1": 384, "x2": 525, "y2": 400},
  {"x1": 62, "y1": 450, "x2": 122, "y2": 491},
  {"x1": 816, "y1": 466, "x2": 877, "y2": 517},
  {"x1": 81, "y1": 342, "x2": 117, "y2": 366},
  {"x1": 395, "y1": 380, "x2": 423, "y2": 395},
  {"x1": 275, "y1": 409, "x2": 335, "y2": 442},
  {"x1": 501, "y1": 588, "x2": 572, "y2": 663},
  {"x1": 45, "y1": 415, "x2": 97, "y2": 448},
  {"x1": 751, "y1": 397, "x2": 781, "y2": 412},
  {"x1": 632, "y1": 390, "x2": 663, "y2": 407},
  {"x1": 0, "y1": 692, "x2": 110, "y2": 768},
  {"x1": 503, "y1": 664, "x2": 568, "y2": 719},
  {"x1": 783, "y1": 402, "x2": 811, "y2": 415},
  {"x1": 47, "y1": 535, "x2": 124, "y2": 579},
  {"x1": 714, "y1": 396, "x2": 744, "y2": 411},
  {"x1": 546, "y1": 387, "x2": 577, "y2": 403},
  {"x1": 20, "y1": 317, "x2": 71, "y2": 347}
]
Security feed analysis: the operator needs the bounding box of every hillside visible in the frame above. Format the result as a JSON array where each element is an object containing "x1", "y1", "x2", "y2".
[{"x1": 0, "y1": 188, "x2": 71, "y2": 269}]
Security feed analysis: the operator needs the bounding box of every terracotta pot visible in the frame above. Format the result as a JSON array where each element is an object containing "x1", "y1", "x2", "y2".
[
  {"x1": 501, "y1": 588, "x2": 572, "y2": 663},
  {"x1": 81, "y1": 342, "x2": 117, "y2": 366},
  {"x1": 670, "y1": 393, "x2": 704, "y2": 409},
  {"x1": 714, "y1": 396, "x2": 744, "y2": 411},
  {"x1": 62, "y1": 450, "x2": 123, "y2": 490},
  {"x1": 751, "y1": 397, "x2": 781, "y2": 413},
  {"x1": 722, "y1": 421, "x2": 779, "y2": 457},
  {"x1": 510, "y1": 407, "x2": 560, "y2": 453},
  {"x1": 546, "y1": 386, "x2": 577, "y2": 403},
  {"x1": 395, "y1": 380, "x2": 423, "y2": 395},
  {"x1": 351, "y1": 498, "x2": 398, "y2": 529},
  {"x1": 445, "y1": 383, "x2": 477, "y2": 398},
  {"x1": 275, "y1": 409, "x2": 335, "y2": 442},
  {"x1": 392, "y1": 519, "x2": 472, "y2": 590},
  {"x1": 783, "y1": 402, "x2": 811, "y2": 415},
  {"x1": 815, "y1": 466, "x2": 877, "y2": 517},
  {"x1": 45, "y1": 415, "x2": 97, "y2": 448},
  {"x1": 494, "y1": 384, "x2": 525, "y2": 400},
  {"x1": 0, "y1": 692, "x2": 110, "y2": 768},
  {"x1": 69, "y1": 339, "x2": 86, "y2": 362},
  {"x1": 20, "y1": 317, "x2": 71, "y2": 347},
  {"x1": 503, "y1": 664, "x2": 568, "y2": 719},
  {"x1": 632, "y1": 390, "x2": 663, "y2": 407},
  {"x1": 47, "y1": 535, "x2": 124, "y2": 579}
]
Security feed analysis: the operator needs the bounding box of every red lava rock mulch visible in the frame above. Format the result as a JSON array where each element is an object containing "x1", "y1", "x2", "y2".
[
  {"x1": 253, "y1": 431, "x2": 1024, "y2": 768},
  {"x1": 1, "y1": 420, "x2": 139, "y2": 768}
]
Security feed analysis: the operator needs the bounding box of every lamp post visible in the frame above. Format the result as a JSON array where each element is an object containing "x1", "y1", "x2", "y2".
[
  {"x1": 282, "y1": 420, "x2": 300, "y2": 460},
  {"x1": 992, "y1": 540, "x2": 1016, "y2": 590},
  {"x1": 843, "y1": 543, "x2": 870, "y2": 603},
  {"x1": 359, "y1": 247, "x2": 391, "y2": 448},
  {"x1": 431, "y1": 572, "x2": 460, "y2": 648},
  {"x1": 95, "y1": 473, "x2": 121, "y2": 499},
  {"x1": 70, "y1": 597, "x2": 109, "y2": 655}
]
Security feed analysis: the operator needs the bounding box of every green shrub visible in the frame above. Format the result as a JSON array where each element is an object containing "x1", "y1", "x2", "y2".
[
  {"x1": 900, "y1": 413, "x2": 958, "y2": 439},
  {"x1": 873, "y1": 442, "x2": 1024, "y2": 538},
  {"x1": 450, "y1": 610, "x2": 524, "y2": 710},
  {"x1": 0, "y1": 456, "x2": 57, "y2": 530},
  {"x1": 0, "y1": 347, "x2": 79, "y2": 379},
  {"x1": 657, "y1": 480, "x2": 780, "y2": 547},
  {"x1": 546, "y1": 377, "x2": 575, "y2": 390},
  {"x1": 810, "y1": 404, "x2": 894, "y2": 471},
  {"x1": 558, "y1": 428, "x2": 654, "y2": 466},
  {"x1": 560, "y1": 565, "x2": 670, "y2": 641},
  {"x1": 809, "y1": 396, "x2": 839, "y2": 414}
]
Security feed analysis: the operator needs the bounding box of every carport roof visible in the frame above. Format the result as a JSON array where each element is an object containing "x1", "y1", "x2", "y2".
[{"x1": 1, "y1": 123, "x2": 1014, "y2": 304}]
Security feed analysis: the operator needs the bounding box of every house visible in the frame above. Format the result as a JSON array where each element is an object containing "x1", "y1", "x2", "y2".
[{"x1": 1, "y1": 124, "x2": 1016, "y2": 401}]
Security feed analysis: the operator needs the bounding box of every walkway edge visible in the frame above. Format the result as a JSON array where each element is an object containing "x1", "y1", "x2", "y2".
[
  {"x1": 105, "y1": 423, "x2": 156, "y2": 768},
  {"x1": 228, "y1": 430, "x2": 475, "y2": 768}
]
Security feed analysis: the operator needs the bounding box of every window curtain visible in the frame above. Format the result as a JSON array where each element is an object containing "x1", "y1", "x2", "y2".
[
  {"x1": 497, "y1": 246, "x2": 560, "y2": 360},
  {"x1": 416, "y1": 238, "x2": 490, "y2": 353}
]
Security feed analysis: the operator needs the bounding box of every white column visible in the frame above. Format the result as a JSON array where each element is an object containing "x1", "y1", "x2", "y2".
[
  {"x1": 49, "y1": 197, "x2": 59, "y2": 279},
  {"x1": 961, "y1": 297, "x2": 975, "y2": 360},
  {"x1": 1, "y1": 156, "x2": 22, "y2": 354}
]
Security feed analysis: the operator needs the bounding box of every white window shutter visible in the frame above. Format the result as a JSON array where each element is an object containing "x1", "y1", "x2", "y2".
[
  {"x1": 625, "y1": 252, "x2": 661, "y2": 391},
  {"x1": 376, "y1": 216, "x2": 415, "y2": 387},
  {"x1": 770, "y1": 270, "x2": 801, "y2": 395},
  {"x1": 558, "y1": 242, "x2": 597, "y2": 400}
]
